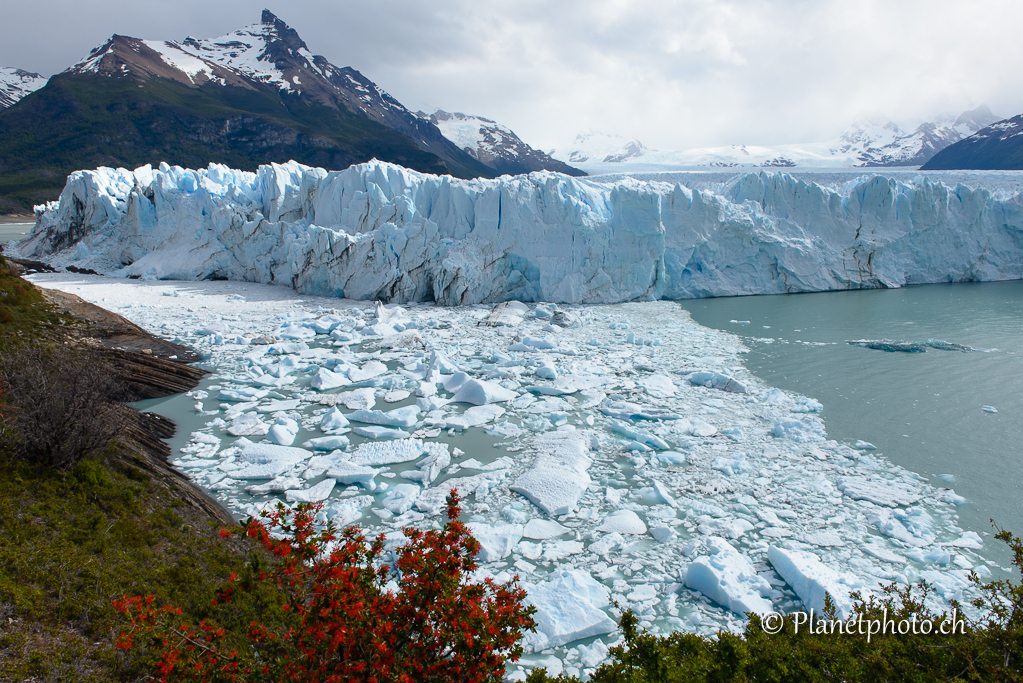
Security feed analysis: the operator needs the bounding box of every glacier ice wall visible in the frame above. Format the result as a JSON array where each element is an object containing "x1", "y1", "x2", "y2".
[{"x1": 17, "y1": 160, "x2": 1023, "y2": 305}]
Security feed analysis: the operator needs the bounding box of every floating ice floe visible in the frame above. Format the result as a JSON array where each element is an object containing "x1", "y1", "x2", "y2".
[{"x1": 510, "y1": 432, "x2": 593, "y2": 516}]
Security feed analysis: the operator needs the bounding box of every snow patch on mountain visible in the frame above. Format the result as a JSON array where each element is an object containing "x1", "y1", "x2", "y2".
[
  {"x1": 0, "y1": 67, "x2": 47, "y2": 109},
  {"x1": 428, "y1": 110, "x2": 585, "y2": 176},
  {"x1": 15, "y1": 160, "x2": 1023, "y2": 305}
]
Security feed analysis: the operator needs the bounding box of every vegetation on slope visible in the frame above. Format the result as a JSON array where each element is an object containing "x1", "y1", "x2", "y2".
[{"x1": 0, "y1": 73, "x2": 491, "y2": 212}]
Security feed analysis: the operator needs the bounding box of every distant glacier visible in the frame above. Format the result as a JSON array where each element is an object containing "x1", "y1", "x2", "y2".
[{"x1": 16, "y1": 160, "x2": 1023, "y2": 305}]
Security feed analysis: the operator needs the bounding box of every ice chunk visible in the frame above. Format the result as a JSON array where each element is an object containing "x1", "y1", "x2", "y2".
[
  {"x1": 696, "y1": 516, "x2": 754, "y2": 539},
  {"x1": 416, "y1": 471, "x2": 507, "y2": 514},
  {"x1": 349, "y1": 439, "x2": 428, "y2": 466},
  {"x1": 381, "y1": 483, "x2": 420, "y2": 514},
  {"x1": 522, "y1": 570, "x2": 616, "y2": 652},
  {"x1": 596, "y1": 510, "x2": 647, "y2": 535},
  {"x1": 685, "y1": 537, "x2": 773, "y2": 617},
  {"x1": 638, "y1": 373, "x2": 676, "y2": 398},
  {"x1": 611, "y1": 421, "x2": 670, "y2": 450},
  {"x1": 523, "y1": 519, "x2": 570, "y2": 540},
  {"x1": 767, "y1": 545, "x2": 866, "y2": 619},
  {"x1": 352, "y1": 426, "x2": 410, "y2": 439},
  {"x1": 348, "y1": 360, "x2": 388, "y2": 382},
  {"x1": 277, "y1": 324, "x2": 316, "y2": 340},
  {"x1": 689, "y1": 370, "x2": 747, "y2": 393},
  {"x1": 482, "y1": 301, "x2": 529, "y2": 327},
  {"x1": 328, "y1": 495, "x2": 374, "y2": 526},
  {"x1": 399, "y1": 442, "x2": 451, "y2": 485},
  {"x1": 467, "y1": 522, "x2": 524, "y2": 562},
  {"x1": 286, "y1": 478, "x2": 336, "y2": 503},
  {"x1": 347, "y1": 405, "x2": 421, "y2": 428},
  {"x1": 304, "y1": 435, "x2": 350, "y2": 451},
  {"x1": 837, "y1": 477, "x2": 921, "y2": 507},
  {"x1": 444, "y1": 404, "x2": 505, "y2": 430},
  {"x1": 333, "y1": 388, "x2": 373, "y2": 411},
  {"x1": 589, "y1": 532, "x2": 625, "y2": 556},
  {"x1": 257, "y1": 399, "x2": 302, "y2": 413},
  {"x1": 946, "y1": 531, "x2": 983, "y2": 550},
  {"x1": 866, "y1": 507, "x2": 935, "y2": 547},
  {"x1": 848, "y1": 339, "x2": 926, "y2": 353},
  {"x1": 772, "y1": 416, "x2": 826, "y2": 443},
  {"x1": 310, "y1": 367, "x2": 351, "y2": 390},
  {"x1": 510, "y1": 432, "x2": 593, "y2": 516},
  {"x1": 246, "y1": 475, "x2": 304, "y2": 495},
  {"x1": 650, "y1": 526, "x2": 676, "y2": 544},
  {"x1": 232, "y1": 443, "x2": 311, "y2": 479},
  {"x1": 918, "y1": 570, "x2": 972, "y2": 602},
  {"x1": 650, "y1": 451, "x2": 687, "y2": 466},
  {"x1": 324, "y1": 460, "x2": 379, "y2": 487},
  {"x1": 228, "y1": 412, "x2": 269, "y2": 436},
  {"x1": 710, "y1": 453, "x2": 749, "y2": 476},
  {"x1": 450, "y1": 378, "x2": 517, "y2": 405},
  {"x1": 542, "y1": 540, "x2": 584, "y2": 562},
  {"x1": 218, "y1": 387, "x2": 269, "y2": 402},
  {"x1": 600, "y1": 399, "x2": 681, "y2": 421},
  {"x1": 319, "y1": 406, "x2": 350, "y2": 431},
  {"x1": 265, "y1": 416, "x2": 299, "y2": 446}
]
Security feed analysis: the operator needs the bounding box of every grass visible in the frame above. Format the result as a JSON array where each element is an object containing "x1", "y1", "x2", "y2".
[
  {"x1": 0, "y1": 255, "x2": 70, "y2": 343},
  {"x1": 0, "y1": 258, "x2": 280, "y2": 681},
  {"x1": 0, "y1": 449, "x2": 273, "y2": 681}
]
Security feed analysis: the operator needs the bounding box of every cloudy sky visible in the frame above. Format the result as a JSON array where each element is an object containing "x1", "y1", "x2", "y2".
[{"x1": 4, "y1": 0, "x2": 1022, "y2": 151}]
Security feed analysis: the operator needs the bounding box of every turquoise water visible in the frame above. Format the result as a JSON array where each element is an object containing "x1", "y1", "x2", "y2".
[
  {"x1": 686, "y1": 281, "x2": 1023, "y2": 561},
  {"x1": 0, "y1": 223, "x2": 31, "y2": 244}
]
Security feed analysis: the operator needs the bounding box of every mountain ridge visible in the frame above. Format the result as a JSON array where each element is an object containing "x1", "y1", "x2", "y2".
[
  {"x1": 426, "y1": 110, "x2": 585, "y2": 177},
  {"x1": 0, "y1": 10, "x2": 496, "y2": 212},
  {"x1": 922, "y1": 114, "x2": 1023, "y2": 170}
]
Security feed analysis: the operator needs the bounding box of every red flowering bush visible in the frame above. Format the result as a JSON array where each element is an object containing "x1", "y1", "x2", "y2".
[{"x1": 114, "y1": 490, "x2": 536, "y2": 682}]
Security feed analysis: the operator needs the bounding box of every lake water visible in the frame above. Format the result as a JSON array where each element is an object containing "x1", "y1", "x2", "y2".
[
  {"x1": 0, "y1": 222, "x2": 32, "y2": 244},
  {"x1": 685, "y1": 280, "x2": 1023, "y2": 562}
]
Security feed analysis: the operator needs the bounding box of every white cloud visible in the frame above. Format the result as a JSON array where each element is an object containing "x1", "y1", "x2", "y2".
[{"x1": 3, "y1": 0, "x2": 1022, "y2": 152}]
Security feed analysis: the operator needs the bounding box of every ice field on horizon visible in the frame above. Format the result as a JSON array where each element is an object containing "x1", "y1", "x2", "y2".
[{"x1": 26, "y1": 272, "x2": 999, "y2": 681}]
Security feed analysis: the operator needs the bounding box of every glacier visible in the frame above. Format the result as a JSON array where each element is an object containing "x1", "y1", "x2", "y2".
[{"x1": 16, "y1": 159, "x2": 1023, "y2": 305}]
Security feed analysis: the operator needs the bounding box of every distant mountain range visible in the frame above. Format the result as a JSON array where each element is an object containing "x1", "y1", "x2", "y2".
[
  {"x1": 0, "y1": 10, "x2": 577, "y2": 212},
  {"x1": 553, "y1": 107, "x2": 1003, "y2": 172}
]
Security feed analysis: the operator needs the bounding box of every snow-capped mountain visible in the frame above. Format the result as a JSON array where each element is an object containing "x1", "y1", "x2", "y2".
[
  {"x1": 923, "y1": 114, "x2": 1023, "y2": 170},
  {"x1": 61, "y1": 10, "x2": 492, "y2": 179},
  {"x1": 553, "y1": 131, "x2": 653, "y2": 165},
  {"x1": 0, "y1": 10, "x2": 502, "y2": 212},
  {"x1": 554, "y1": 107, "x2": 1000, "y2": 172},
  {"x1": 426, "y1": 110, "x2": 584, "y2": 176},
  {"x1": 0, "y1": 68, "x2": 47, "y2": 109}
]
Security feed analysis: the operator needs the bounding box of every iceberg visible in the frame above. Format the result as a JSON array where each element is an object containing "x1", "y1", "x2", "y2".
[
  {"x1": 685, "y1": 537, "x2": 774, "y2": 617},
  {"x1": 19, "y1": 160, "x2": 1023, "y2": 305},
  {"x1": 522, "y1": 570, "x2": 617, "y2": 652},
  {"x1": 767, "y1": 545, "x2": 867, "y2": 619}
]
